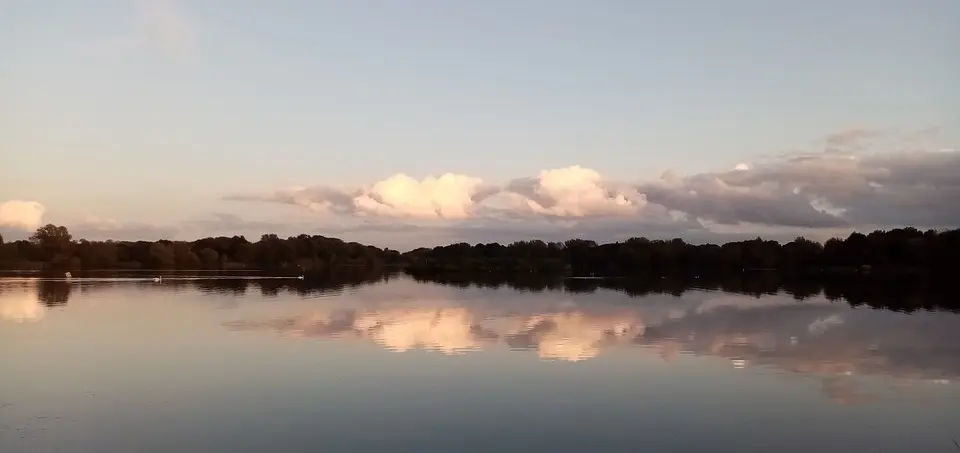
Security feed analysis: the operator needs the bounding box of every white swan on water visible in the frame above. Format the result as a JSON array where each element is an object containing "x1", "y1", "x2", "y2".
[
  {"x1": 297, "y1": 275, "x2": 304, "y2": 280},
  {"x1": 64, "y1": 272, "x2": 72, "y2": 279},
  {"x1": 153, "y1": 276, "x2": 162, "y2": 282}
]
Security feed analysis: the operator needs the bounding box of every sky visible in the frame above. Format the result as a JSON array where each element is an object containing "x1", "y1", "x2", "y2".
[{"x1": 1, "y1": 0, "x2": 957, "y2": 250}]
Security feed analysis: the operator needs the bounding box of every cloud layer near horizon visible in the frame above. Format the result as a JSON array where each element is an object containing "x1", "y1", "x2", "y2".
[
  {"x1": 3, "y1": 128, "x2": 956, "y2": 247},
  {"x1": 226, "y1": 129, "x2": 958, "y2": 232}
]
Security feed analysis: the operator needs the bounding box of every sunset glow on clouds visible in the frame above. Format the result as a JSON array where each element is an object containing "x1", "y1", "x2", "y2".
[
  {"x1": 157, "y1": 129, "x2": 960, "y2": 244},
  {"x1": 0, "y1": 201, "x2": 46, "y2": 231},
  {"x1": 215, "y1": 129, "x2": 960, "y2": 237}
]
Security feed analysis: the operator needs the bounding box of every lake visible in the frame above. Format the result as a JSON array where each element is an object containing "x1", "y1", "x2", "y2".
[{"x1": 2, "y1": 273, "x2": 959, "y2": 452}]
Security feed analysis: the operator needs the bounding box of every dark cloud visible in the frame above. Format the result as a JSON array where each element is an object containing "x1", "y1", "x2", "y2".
[
  {"x1": 636, "y1": 173, "x2": 849, "y2": 228},
  {"x1": 636, "y1": 129, "x2": 959, "y2": 230}
]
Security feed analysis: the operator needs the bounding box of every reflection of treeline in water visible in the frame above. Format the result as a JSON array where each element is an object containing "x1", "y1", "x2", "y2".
[
  {"x1": 11, "y1": 268, "x2": 958, "y2": 313},
  {"x1": 2, "y1": 224, "x2": 959, "y2": 276},
  {"x1": 406, "y1": 270, "x2": 960, "y2": 313},
  {"x1": 20, "y1": 268, "x2": 393, "y2": 307}
]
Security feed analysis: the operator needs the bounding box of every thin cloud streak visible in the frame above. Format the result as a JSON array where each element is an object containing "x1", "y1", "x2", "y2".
[{"x1": 75, "y1": 0, "x2": 197, "y2": 60}]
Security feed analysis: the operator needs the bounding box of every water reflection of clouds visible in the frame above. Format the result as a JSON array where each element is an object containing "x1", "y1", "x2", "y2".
[
  {"x1": 637, "y1": 298, "x2": 960, "y2": 380},
  {"x1": 224, "y1": 290, "x2": 960, "y2": 398},
  {"x1": 5, "y1": 275, "x2": 959, "y2": 405},
  {"x1": 225, "y1": 300, "x2": 647, "y2": 362},
  {"x1": 0, "y1": 285, "x2": 45, "y2": 323}
]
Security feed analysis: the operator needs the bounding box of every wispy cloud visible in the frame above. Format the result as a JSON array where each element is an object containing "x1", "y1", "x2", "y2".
[
  {"x1": 70, "y1": 215, "x2": 179, "y2": 241},
  {"x1": 76, "y1": 0, "x2": 197, "y2": 60},
  {"x1": 135, "y1": 0, "x2": 196, "y2": 57}
]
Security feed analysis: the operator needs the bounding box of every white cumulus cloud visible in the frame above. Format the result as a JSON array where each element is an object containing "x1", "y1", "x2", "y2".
[
  {"x1": 227, "y1": 165, "x2": 650, "y2": 222},
  {"x1": 498, "y1": 166, "x2": 644, "y2": 218},
  {"x1": 353, "y1": 173, "x2": 492, "y2": 220},
  {"x1": 0, "y1": 200, "x2": 46, "y2": 231},
  {"x1": 226, "y1": 172, "x2": 499, "y2": 221}
]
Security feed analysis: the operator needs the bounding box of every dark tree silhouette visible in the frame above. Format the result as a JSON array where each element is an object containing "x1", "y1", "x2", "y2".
[
  {"x1": 403, "y1": 229, "x2": 959, "y2": 277},
  {"x1": 0, "y1": 225, "x2": 405, "y2": 273},
  {"x1": 0, "y1": 225, "x2": 958, "y2": 280},
  {"x1": 30, "y1": 224, "x2": 72, "y2": 245}
]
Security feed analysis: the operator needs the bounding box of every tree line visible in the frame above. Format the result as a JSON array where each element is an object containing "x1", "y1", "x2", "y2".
[
  {"x1": 404, "y1": 227, "x2": 960, "y2": 275},
  {"x1": 1, "y1": 224, "x2": 958, "y2": 275},
  {"x1": 0, "y1": 225, "x2": 404, "y2": 272}
]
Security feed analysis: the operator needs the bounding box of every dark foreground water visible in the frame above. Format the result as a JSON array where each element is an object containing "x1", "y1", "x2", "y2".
[{"x1": 2, "y1": 274, "x2": 959, "y2": 453}]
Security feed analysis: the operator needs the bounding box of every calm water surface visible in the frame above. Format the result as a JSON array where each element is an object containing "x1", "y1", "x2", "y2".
[{"x1": 2, "y1": 274, "x2": 959, "y2": 452}]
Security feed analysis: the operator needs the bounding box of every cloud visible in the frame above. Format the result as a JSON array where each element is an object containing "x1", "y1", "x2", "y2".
[
  {"x1": 71, "y1": 216, "x2": 178, "y2": 241},
  {"x1": 136, "y1": 0, "x2": 196, "y2": 57},
  {"x1": 354, "y1": 173, "x2": 496, "y2": 219},
  {"x1": 496, "y1": 166, "x2": 645, "y2": 218},
  {"x1": 10, "y1": 127, "x2": 946, "y2": 246},
  {"x1": 226, "y1": 173, "x2": 499, "y2": 221},
  {"x1": 636, "y1": 168, "x2": 850, "y2": 228},
  {"x1": 665, "y1": 144, "x2": 960, "y2": 228},
  {"x1": 226, "y1": 127, "x2": 957, "y2": 240},
  {"x1": 225, "y1": 165, "x2": 664, "y2": 225},
  {"x1": 76, "y1": 0, "x2": 197, "y2": 60},
  {"x1": 0, "y1": 200, "x2": 45, "y2": 231},
  {"x1": 622, "y1": 127, "x2": 958, "y2": 230},
  {"x1": 189, "y1": 213, "x2": 287, "y2": 234},
  {"x1": 824, "y1": 128, "x2": 884, "y2": 151}
]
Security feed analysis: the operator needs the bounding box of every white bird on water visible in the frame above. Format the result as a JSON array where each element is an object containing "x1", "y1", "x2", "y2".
[
  {"x1": 297, "y1": 275, "x2": 304, "y2": 280},
  {"x1": 153, "y1": 276, "x2": 162, "y2": 283},
  {"x1": 64, "y1": 272, "x2": 72, "y2": 279}
]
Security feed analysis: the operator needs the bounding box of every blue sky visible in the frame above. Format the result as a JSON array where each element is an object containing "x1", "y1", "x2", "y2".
[{"x1": 1, "y1": 0, "x2": 957, "y2": 249}]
